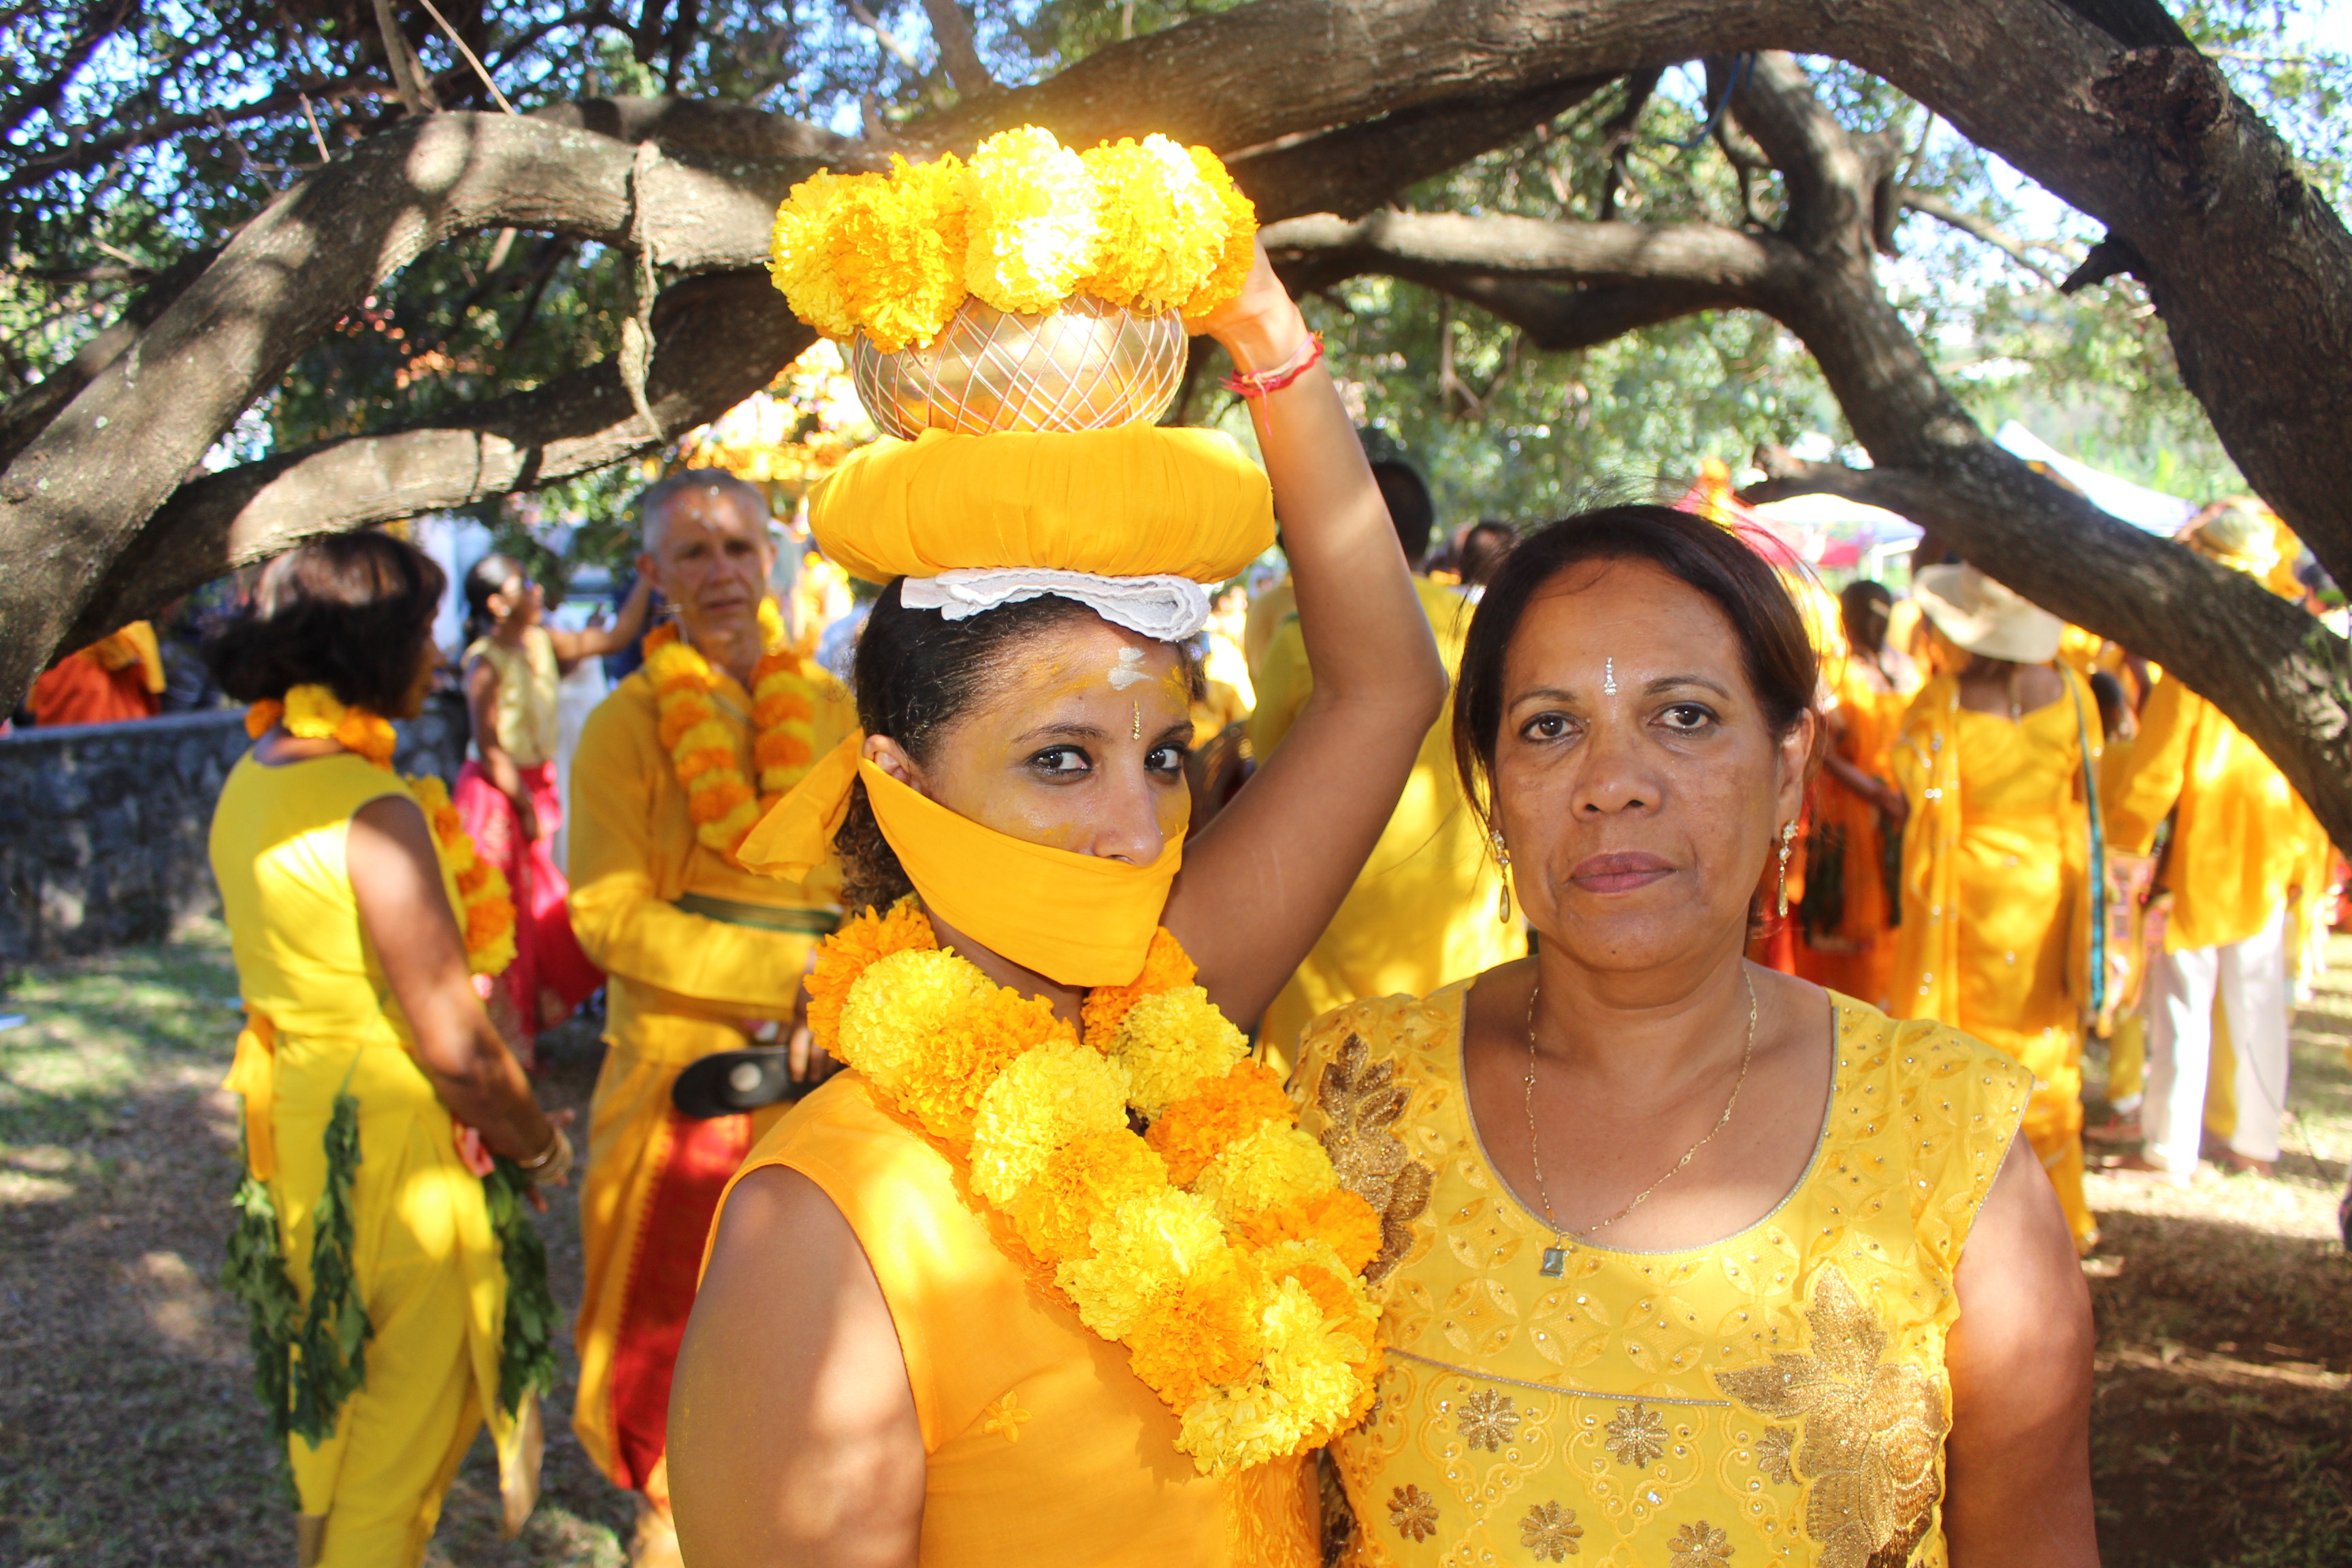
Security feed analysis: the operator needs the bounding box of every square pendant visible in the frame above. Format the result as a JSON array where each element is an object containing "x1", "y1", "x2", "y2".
[{"x1": 1540, "y1": 1246, "x2": 1567, "y2": 1277}]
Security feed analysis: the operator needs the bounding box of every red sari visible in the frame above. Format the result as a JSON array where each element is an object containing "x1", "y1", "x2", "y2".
[{"x1": 454, "y1": 759, "x2": 602, "y2": 1063}]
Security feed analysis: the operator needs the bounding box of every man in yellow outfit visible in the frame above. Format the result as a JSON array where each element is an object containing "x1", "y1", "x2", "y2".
[
  {"x1": 566, "y1": 470, "x2": 855, "y2": 1563},
  {"x1": 2104, "y1": 503, "x2": 2317, "y2": 1181},
  {"x1": 1249, "y1": 460, "x2": 1524, "y2": 1073}
]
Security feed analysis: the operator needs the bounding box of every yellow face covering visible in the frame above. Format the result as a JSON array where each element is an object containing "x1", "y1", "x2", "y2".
[{"x1": 736, "y1": 734, "x2": 1183, "y2": 988}]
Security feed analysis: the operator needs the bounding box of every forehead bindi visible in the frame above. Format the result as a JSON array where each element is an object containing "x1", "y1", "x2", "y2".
[{"x1": 1511, "y1": 559, "x2": 1746, "y2": 693}]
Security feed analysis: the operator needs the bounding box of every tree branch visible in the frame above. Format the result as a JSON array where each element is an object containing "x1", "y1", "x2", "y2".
[
  {"x1": 0, "y1": 112, "x2": 830, "y2": 711},
  {"x1": 1231, "y1": 77, "x2": 1613, "y2": 225},
  {"x1": 61, "y1": 268, "x2": 809, "y2": 647},
  {"x1": 921, "y1": 0, "x2": 997, "y2": 99},
  {"x1": 0, "y1": 0, "x2": 139, "y2": 144},
  {"x1": 1, "y1": 76, "x2": 389, "y2": 197},
  {"x1": 1898, "y1": 186, "x2": 2068, "y2": 289}
]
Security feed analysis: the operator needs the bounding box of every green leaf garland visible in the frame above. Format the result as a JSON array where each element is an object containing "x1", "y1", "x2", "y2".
[{"x1": 484, "y1": 1156, "x2": 559, "y2": 1414}]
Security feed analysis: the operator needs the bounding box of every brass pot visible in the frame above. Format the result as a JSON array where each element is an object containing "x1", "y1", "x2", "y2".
[{"x1": 851, "y1": 295, "x2": 1186, "y2": 440}]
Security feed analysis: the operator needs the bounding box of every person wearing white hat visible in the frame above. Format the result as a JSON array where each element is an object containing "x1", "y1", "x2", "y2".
[{"x1": 1891, "y1": 563, "x2": 2107, "y2": 1251}]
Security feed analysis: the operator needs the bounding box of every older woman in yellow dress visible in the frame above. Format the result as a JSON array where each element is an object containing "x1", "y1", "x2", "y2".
[
  {"x1": 208, "y1": 533, "x2": 572, "y2": 1566},
  {"x1": 1291, "y1": 510, "x2": 2095, "y2": 1567},
  {"x1": 669, "y1": 134, "x2": 1444, "y2": 1566}
]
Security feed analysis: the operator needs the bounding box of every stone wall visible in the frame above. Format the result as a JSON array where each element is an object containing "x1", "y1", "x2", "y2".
[{"x1": 0, "y1": 693, "x2": 468, "y2": 967}]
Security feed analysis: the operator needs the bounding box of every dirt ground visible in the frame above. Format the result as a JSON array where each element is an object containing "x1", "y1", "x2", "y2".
[{"x1": 3, "y1": 923, "x2": 2348, "y2": 1566}]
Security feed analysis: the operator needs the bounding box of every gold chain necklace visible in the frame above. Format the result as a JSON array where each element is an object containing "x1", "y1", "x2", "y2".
[{"x1": 1522, "y1": 969, "x2": 1758, "y2": 1277}]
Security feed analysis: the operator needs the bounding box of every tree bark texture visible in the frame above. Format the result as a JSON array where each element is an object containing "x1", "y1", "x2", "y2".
[{"x1": 2, "y1": 0, "x2": 2348, "y2": 846}]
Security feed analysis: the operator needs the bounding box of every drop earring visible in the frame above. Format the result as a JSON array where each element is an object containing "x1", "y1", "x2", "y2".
[
  {"x1": 1775, "y1": 821, "x2": 1797, "y2": 919},
  {"x1": 1492, "y1": 828, "x2": 1515, "y2": 923}
]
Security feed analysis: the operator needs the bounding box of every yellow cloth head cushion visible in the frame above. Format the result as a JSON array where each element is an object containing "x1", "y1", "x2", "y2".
[{"x1": 809, "y1": 424, "x2": 1275, "y2": 587}]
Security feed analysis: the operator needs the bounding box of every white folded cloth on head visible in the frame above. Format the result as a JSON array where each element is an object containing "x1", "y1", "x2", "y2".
[{"x1": 900, "y1": 566, "x2": 1212, "y2": 641}]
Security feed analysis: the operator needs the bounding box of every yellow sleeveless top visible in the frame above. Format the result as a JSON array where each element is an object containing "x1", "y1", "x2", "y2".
[
  {"x1": 1291, "y1": 985, "x2": 2030, "y2": 1567},
  {"x1": 466, "y1": 625, "x2": 561, "y2": 767},
  {"x1": 718, "y1": 1073, "x2": 1320, "y2": 1567}
]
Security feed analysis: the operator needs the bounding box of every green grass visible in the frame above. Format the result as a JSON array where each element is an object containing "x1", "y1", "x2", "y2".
[{"x1": 0, "y1": 923, "x2": 632, "y2": 1566}]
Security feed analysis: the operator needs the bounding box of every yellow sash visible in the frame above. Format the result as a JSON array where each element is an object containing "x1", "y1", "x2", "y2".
[{"x1": 220, "y1": 1013, "x2": 280, "y2": 1180}]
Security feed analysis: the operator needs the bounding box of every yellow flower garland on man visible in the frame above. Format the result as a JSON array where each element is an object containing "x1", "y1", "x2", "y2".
[
  {"x1": 561, "y1": 470, "x2": 862, "y2": 1562},
  {"x1": 670, "y1": 127, "x2": 1452, "y2": 1568},
  {"x1": 642, "y1": 596, "x2": 821, "y2": 856}
]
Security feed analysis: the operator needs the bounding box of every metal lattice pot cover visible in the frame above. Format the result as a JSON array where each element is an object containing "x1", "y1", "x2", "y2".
[{"x1": 851, "y1": 295, "x2": 1186, "y2": 440}]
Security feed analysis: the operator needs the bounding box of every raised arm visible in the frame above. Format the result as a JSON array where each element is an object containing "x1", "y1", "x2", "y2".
[
  {"x1": 546, "y1": 574, "x2": 653, "y2": 665},
  {"x1": 1940, "y1": 1133, "x2": 2099, "y2": 1567},
  {"x1": 348, "y1": 794, "x2": 560, "y2": 1166},
  {"x1": 1164, "y1": 246, "x2": 1446, "y2": 1022}
]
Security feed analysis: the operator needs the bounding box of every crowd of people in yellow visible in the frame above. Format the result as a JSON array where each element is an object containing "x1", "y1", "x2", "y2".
[{"x1": 187, "y1": 127, "x2": 2342, "y2": 1568}]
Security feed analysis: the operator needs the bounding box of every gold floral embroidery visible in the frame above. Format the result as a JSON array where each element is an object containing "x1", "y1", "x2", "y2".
[
  {"x1": 1715, "y1": 1267, "x2": 1950, "y2": 1568},
  {"x1": 980, "y1": 1394, "x2": 1030, "y2": 1442},
  {"x1": 1520, "y1": 1500, "x2": 1583, "y2": 1560},
  {"x1": 1314, "y1": 1034, "x2": 1435, "y2": 1285},
  {"x1": 1668, "y1": 1520, "x2": 1733, "y2": 1565},
  {"x1": 1603, "y1": 1401, "x2": 1667, "y2": 1467},
  {"x1": 1456, "y1": 1387, "x2": 1520, "y2": 1452},
  {"x1": 1388, "y1": 1482, "x2": 1439, "y2": 1541},
  {"x1": 1757, "y1": 1425, "x2": 1796, "y2": 1484}
]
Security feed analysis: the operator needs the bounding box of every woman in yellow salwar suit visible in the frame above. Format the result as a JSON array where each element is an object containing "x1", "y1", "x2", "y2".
[
  {"x1": 1892, "y1": 564, "x2": 2104, "y2": 1252},
  {"x1": 208, "y1": 535, "x2": 572, "y2": 1567}
]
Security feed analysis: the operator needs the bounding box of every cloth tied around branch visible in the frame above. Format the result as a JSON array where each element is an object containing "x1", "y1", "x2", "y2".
[{"x1": 735, "y1": 733, "x2": 1181, "y2": 988}]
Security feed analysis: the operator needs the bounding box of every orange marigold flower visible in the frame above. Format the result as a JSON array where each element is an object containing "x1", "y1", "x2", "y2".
[
  {"x1": 455, "y1": 861, "x2": 493, "y2": 896},
  {"x1": 754, "y1": 731, "x2": 815, "y2": 769},
  {"x1": 1234, "y1": 1188, "x2": 1383, "y2": 1275},
  {"x1": 466, "y1": 895, "x2": 515, "y2": 949},
  {"x1": 674, "y1": 745, "x2": 738, "y2": 783},
  {"x1": 1081, "y1": 928, "x2": 1198, "y2": 1048},
  {"x1": 753, "y1": 689, "x2": 815, "y2": 726},
  {"x1": 1147, "y1": 1060, "x2": 1292, "y2": 1186},
  {"x1": 1005, "y1": 1130, "x2": 1166, "y2": 1259},
  {"x1": 1124, "y1": 1254, "x2": 1264, "y2": 1408},
  {"x1": 688, "y1": 778, "x2": 756, "y2": 823},
  {"x1": 894, "y1": 985, "x2": 1072, "y2": 1142},
  {"x1": 804, "y1": 900, "x2": 936, "y2": 1048},
  {"x1": 657, "y1": 697, "x2": 717, "y2": 749}
]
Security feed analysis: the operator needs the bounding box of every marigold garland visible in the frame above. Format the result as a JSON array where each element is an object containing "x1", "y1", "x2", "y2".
[
  {"x1": 768, "y1": 127, "x2": 1258, "y2": 353},
  {"x1": 246, "y1": 685, "x2": 514, "y2": 977},
  {"x1": 641, "y1": 598, "x2": 822, "y2": 860},
  {"x1": 808, "y1": 900, "x2": 1383, "y2": 1476}
]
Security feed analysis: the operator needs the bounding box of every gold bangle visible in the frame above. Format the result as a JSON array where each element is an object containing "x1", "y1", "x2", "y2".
[{"x1": 517, "y1": 1126, "x2": 562, "y2": 1169}]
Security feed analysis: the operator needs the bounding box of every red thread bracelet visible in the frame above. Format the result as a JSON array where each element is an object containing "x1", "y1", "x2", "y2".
[{"x1": 1220, "y1": 331, "x2": 1324, "y2": 399}]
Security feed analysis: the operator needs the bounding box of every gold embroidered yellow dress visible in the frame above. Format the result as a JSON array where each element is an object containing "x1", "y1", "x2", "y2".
[{"x1": 1292, "y1": 983, "x2": 2030, "y2": 1567}]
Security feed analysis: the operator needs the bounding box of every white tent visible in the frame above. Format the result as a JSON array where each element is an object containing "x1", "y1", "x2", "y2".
[{"x1": 1993, "y1": 422, "x2": 2200, "y2": 534}]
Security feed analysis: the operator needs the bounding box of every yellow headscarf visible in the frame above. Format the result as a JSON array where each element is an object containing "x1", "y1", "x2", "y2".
[{"x1": 738, "y1": 735, "x2": 1181, "y2": 987}]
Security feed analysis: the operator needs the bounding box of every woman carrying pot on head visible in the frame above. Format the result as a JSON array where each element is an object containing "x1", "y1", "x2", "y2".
[
  {"x1": 1289, "y1": 510, "x2": 2097, "y2": 1567},
  {"x1": 669, "y1": 133, "x2": 1446, "y2": 1565},
  {"x1": 456, "y1": 555, "x2": 651, "y2": 1062},
  {"x1": 208, "y1": 532, "x2": 572, "y2": 1565}
]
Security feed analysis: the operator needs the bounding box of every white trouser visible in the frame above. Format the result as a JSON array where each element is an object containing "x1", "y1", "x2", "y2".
[{"x1": 2143, "y1": 902, "x2": 2290, "y2": 1172}]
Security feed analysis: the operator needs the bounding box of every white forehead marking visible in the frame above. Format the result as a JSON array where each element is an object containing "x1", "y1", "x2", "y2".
[
  {"x1": 1107, "y1": 647, "x2": 1150, "y2": 690},
  {"x1": 1603, "y1": 657, "x2": 1618, "y2": 696}
]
